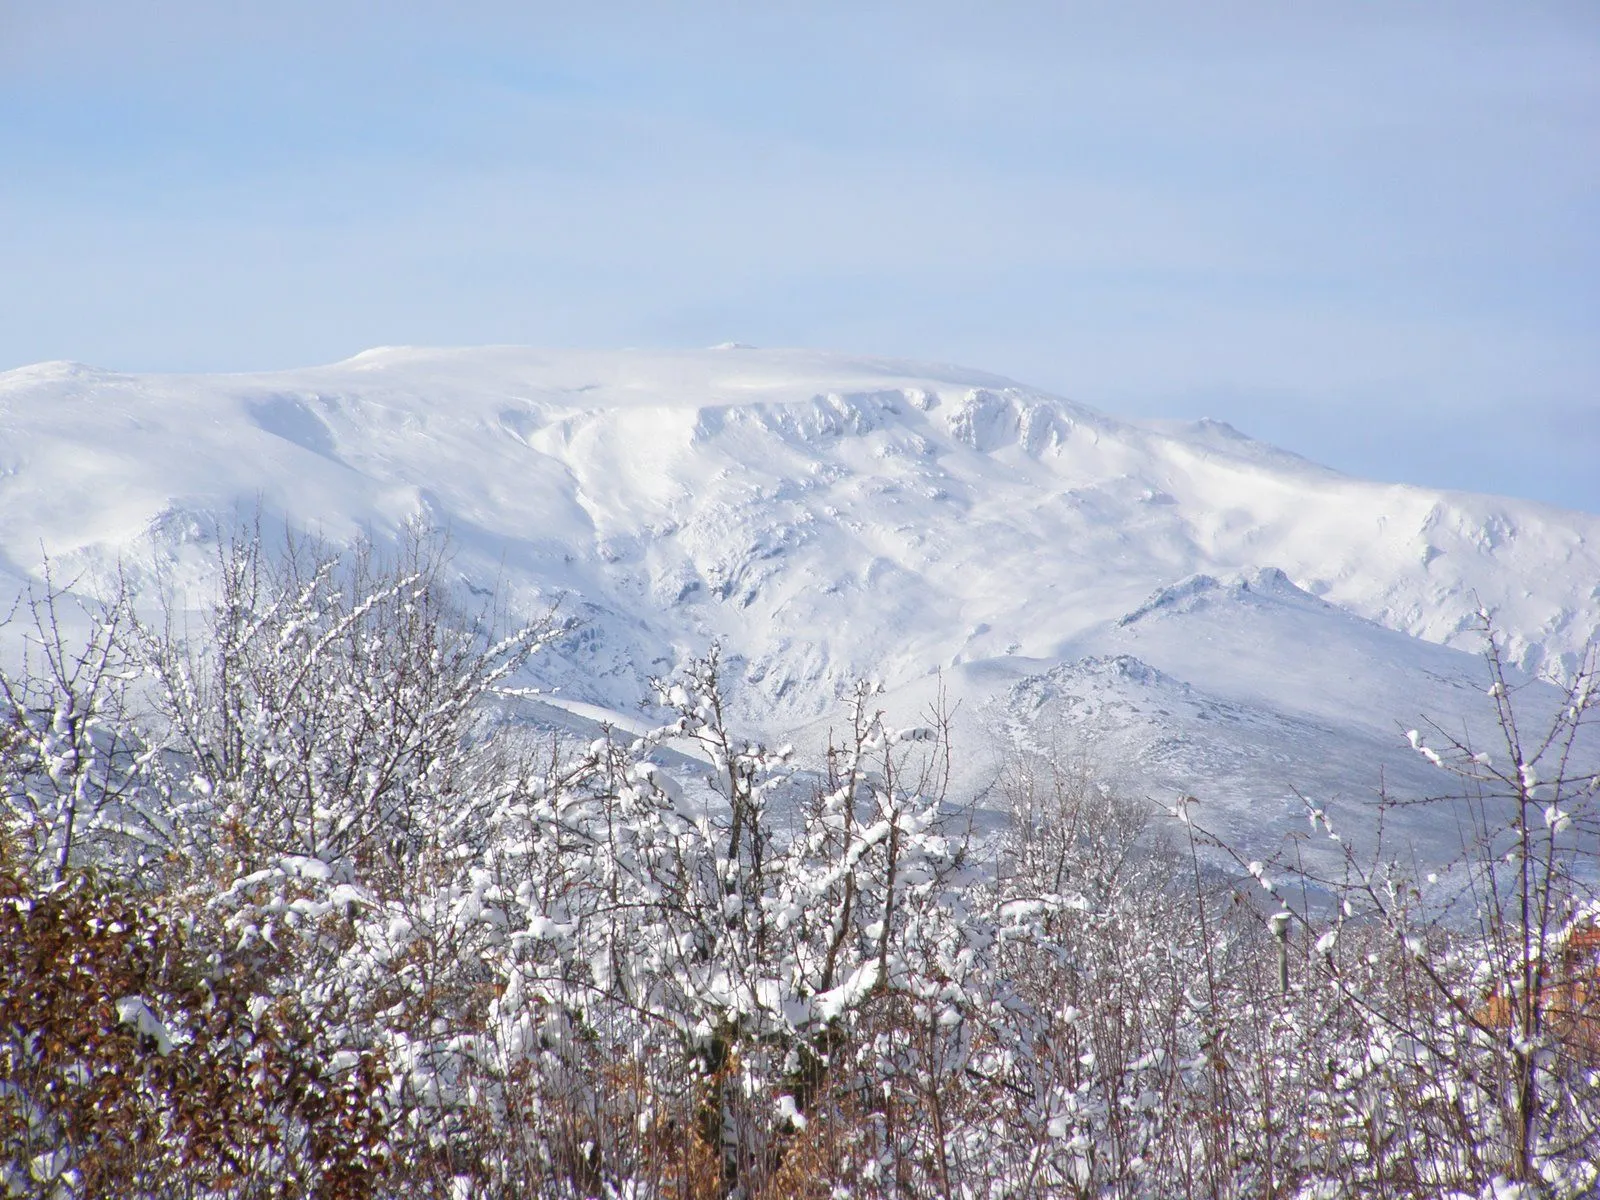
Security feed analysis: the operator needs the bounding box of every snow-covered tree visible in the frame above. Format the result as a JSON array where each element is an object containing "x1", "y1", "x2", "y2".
[
  {"x1": 1186, "y1": 612, "x2": 1600, "y2": 1198},
  {"x1": 0, "y1": 568, "x2": 167, "y2": 884},
  {"x1": 5, "y1": 531, "x2": 1597, "y2": 1199}
]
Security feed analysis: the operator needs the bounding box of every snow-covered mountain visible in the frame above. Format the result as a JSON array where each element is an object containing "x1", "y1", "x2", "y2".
[{"x1": 3, "y1": 346, "x2": 1596, "y2": 856}]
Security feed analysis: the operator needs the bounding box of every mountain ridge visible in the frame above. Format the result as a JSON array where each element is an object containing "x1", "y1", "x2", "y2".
[{"x1": 3, "y1": 345, "x2": 1595, "y2": 859}]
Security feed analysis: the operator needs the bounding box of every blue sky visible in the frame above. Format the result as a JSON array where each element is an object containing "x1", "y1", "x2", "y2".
[{"x1": 4, "y1": 2, "x2": 1596, "y2": 510}]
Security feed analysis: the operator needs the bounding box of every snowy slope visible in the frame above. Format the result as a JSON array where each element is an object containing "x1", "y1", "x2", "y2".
[
  {"x1": 966, "y1": 570, "x2": 1554, "y2": 855},
  {"x1": 2, "y1": 346, "x2": 1596, "y2": 856}
]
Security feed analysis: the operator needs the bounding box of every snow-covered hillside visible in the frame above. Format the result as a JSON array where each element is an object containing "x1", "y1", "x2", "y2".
[{"x1": 3, "y1": 346, "x2": 1596, "y2": 854}]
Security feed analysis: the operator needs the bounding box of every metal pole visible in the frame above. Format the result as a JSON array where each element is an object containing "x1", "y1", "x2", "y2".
[{"x1": 1269, "y1": 910, "x2": 1291, "y2": 997}]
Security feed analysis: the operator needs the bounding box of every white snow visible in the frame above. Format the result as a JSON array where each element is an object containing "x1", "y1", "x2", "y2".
[
  {"x1": 2, "y1": 345, "x2": 1596, "y2": 861},
  {"x1": 113, "y1": 995, "x2": 175, "y2": 1056}
]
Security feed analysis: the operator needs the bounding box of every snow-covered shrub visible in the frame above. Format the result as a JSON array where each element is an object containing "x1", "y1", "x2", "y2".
[
  {"x1": 126, "y1": 527, "x2": 550, "y2": 890},
  {"x1": 1188, "y1": 614, "x2": 1600, "y2": 1198},
  {"x1": 0, "y1": 832, "x2": 390, "y2": 1199},
  {"x1": 0, "y1": 570, "x2": 169, "y2": 885},
  {"x1": 444, "y1": 655, "x2": 994, "y2": 1196},
  {"x1": 5, "y1": 537, "x2": 1596, "y2": 1199},
  {"x1": 123, "y1": 526, "x2": 552, "y2": 1189}
]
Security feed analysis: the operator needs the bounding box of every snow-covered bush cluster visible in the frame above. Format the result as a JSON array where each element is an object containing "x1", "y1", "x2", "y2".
[{"x1": 3, "y1": 533, "x2": 1598, "y2": 1199}]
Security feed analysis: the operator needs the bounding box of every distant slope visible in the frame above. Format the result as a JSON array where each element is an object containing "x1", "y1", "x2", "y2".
[
  {"x1": 2, "y1": 346, "x2": 1595, "y2": 858},
  {"x1": 967, "y1": 569, "x2": 1555, "y2": 857}
]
